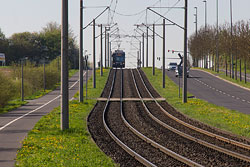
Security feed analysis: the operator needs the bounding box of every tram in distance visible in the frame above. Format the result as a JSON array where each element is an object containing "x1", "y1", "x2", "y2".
[{"x1": 112, "y1": 50, "x2": 125, "y2": 68}]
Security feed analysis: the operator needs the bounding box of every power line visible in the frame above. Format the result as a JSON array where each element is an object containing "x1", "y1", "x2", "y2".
[{"x1": 110, "y1": 9, "x2": 146, "y2": 17}]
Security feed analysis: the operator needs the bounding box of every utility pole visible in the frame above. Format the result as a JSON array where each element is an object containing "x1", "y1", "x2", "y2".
[
  {"x1": 152, "y1": 24, "x2": 155, "y2": 75},
  {"x1": 105, "y1": 28, "x2": 107, "y2": 68},
  {"x1": 230, "y1": 0, "x2": 234, "y2": 79},
  {"x1": 142, "y1": 33, "x2": 144, "y2": 67},
  {"x1": 100, "y1": 24, "x2": 103, "y2": 76},
  {"x1": 146, "y1": 27, "x2": 149, "y2": 67},
  {"x1": 162, "y1": 19, "x2": 166, "y2": 88},
  {"x1": 139, "y1": 41, "x2": 141, "y2": 68},
  {"x1": 194, "y1": 7, "x2": 198, "y2": 36},
  {"x1": 110, "y1": 41, "x2": 112, "y2": 67},
  {"x1": 79, "y1": 0, "x2": 84, "y2": 102},
  {"x1": 61, "y1": 0, "x2": 69, "y2": 130},
  {"x1": 21, "y1": 60, "x2": 24, "y2": 101},
  {"x1": 43, "y1": 60, "x2": 46, "y2": 92},
  {"x1": 194, "y1": 7, "x2": 198, "y2": 67},
  {"x1": 183, "y1": 0, "x2": 188, "y2": 103},
  {"x1": 137, "y1": 51, "x2": 139, "y2": 68},
  {"x1": 93, "y1": 19, "x2": 96, "y2": 88},
  {"x1": 203, "y1": 0, "x2": 207, "y2": 69},
  {"x1": 107, "y1": 33, "x2": 110, "y2": 67},
  {"x1": 216, "y1": 0, "x2": 219, "y2": 73}
]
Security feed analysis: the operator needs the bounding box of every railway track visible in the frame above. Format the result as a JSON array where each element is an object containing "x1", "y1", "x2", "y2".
[{"x1": 88, "y1": 68, "x2": 250, "y2": 166}]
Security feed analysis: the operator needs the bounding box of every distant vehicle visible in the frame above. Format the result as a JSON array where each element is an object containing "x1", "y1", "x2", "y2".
[
  {"x1": 167, "y1": 62, "x2": 178, "y2": 71},
  {"x1": 175, "y1": 66, "x2": 189, "y2": 78},
  {"x1": 112, "y1": 50, "x2": 125, "y2": 68}
]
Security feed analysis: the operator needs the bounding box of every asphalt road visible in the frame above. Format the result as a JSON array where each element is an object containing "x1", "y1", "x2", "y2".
[
  {"x1": 166, "y1": 69, "x2": 250, "y2": 114},
  {"x1": 0, "y1": 70, "x2": 91, "y2": 167}
]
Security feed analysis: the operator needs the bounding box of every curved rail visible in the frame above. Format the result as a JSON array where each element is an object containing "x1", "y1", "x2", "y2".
[
  {"x1": 129, "y1": 69, "x2": 203, "y2": 167},
  {"x1": 137, "y1": 68, "x2": 250, "y2": 150},
  {"x1": 102, "y1": 68, "x2": 156, "y2": 167},
  {"x1": 135, "y1": 68, "x2": 250, "y2": 163}
]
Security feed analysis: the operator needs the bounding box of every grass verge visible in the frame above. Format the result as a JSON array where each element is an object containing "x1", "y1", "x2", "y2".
[
  {"x1": 15, "y1": 68, "x2": 117, "y2": 167},
  {"x1": 142, "y1": 67, "x2": 250, "y2": 138},
  {"x1": 193, "y1": 67, "x2": 250, "y2": 90},
  {"x1": 0, "y1": 100, "x2": 27, "y2": 114},
  {"x1": 0, "y1": 69, "x2": 78, "y2": 115}
]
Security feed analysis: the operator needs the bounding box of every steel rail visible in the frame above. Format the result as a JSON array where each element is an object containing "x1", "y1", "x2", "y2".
[
  {"x1": 129, "y1": 69, "x2": 203, "y2": 167},
  {"x1": 135, "y1": 69, "x2": 250, "y2": 163},
  {"x1": 102, "y1": 68, "x2": 156, "y2": 167},
  {"x1": 136, "y1": 68, "x2": 250, "y2": 150}
]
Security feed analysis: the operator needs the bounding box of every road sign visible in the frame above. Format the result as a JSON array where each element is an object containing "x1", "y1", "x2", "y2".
[
  {"x1": 0, "y1": 53, "x2": 5, "y2": 66},
  {"x1": 0, "y1": 53, "x2": 5, "y2": 61}
]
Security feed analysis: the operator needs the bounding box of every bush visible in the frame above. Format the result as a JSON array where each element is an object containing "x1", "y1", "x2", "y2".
[
  {"x1": 11, "y1": 58, "x2": 60, "y2": 97},
  {"x1": 0, "y1": 72, "x2": 18, "y2": 107}
]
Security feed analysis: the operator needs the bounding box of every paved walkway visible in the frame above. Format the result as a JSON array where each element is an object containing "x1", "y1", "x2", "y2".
[{"x1": 0, "y1": 71, "x2": 91, "y2": 167}]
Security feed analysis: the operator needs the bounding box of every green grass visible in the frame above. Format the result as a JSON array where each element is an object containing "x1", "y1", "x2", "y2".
[
  {"x1": 0, "y1": 100, "x2": 27, "y2": 114},
  {"x1": 142, "y1": 68, "x2": 250, "y2": 138},
  {"x1": 15, "y1": 68, "x2": 117, "y2": 167},
  {"x1": 0, "y1": 69, "x2": 78, "y2": 115}
]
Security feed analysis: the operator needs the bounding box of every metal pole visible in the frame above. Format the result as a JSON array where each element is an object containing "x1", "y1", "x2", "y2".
[
  {"x1": 163, "y1": 19, "x2": 166, "y2": 88},
  {"x1": 142, "y1": 33, "x2": 144, "y2": 67},
  {"x1": 43, "y1": 61, "x2": 46, "y2": 92},
  {"x1": 110, "y1": 42, "x2": 112, "y2": 67},
  {"x1": 93, "y1": 19, "x2": 96, "y2": 88},
  {"x1": 153, "y1": 24, "x2": 155, "y2": 75},
  {"x1": 183, "y1": 0, "x2": 188, "y2": 103},
  {"x1": 21, "y1": 60, "x2": 24, "y2": 101},
  {"x1": 139, "y1": 41, "x2": 141, "y2": 68},
  {"x1": 245, "y1": 60, "x2": 247, "y2": 83},
  {"x1": 194, "y1": 7, "x2": 198, "y2": 67},
  {"x1": 86, "y1": 57, "x2": 88, "y2": 99},
  {"x1": 216, "y1": 0, "x2": 219, "y2": 73},
  {"x1": 203, "y1": 0, "x2": 207, "y2": 30},
  {"x1": 100, "y1": 24, "x2": 103, "y2": 76},
  {"x1": 194, "y1": 7, "x2": 198, "y2": 36},
  {"x1": 107, "y1": 33, "x2": 110, "y2": 67},
  {"x1": 203, "y1": 0, "x2": 207, "y2": 69},
  {"x1": 61, "y1": 0, "x2": 69, "y2": 130},
  {"x1": 137, "y1": 51, "x2": 139, "y2": 68},
  {"x1": 146, "y1": 27, "x2": 149, "y2": 67},
  {"x1": 79, "y1": 0, "x2": 83, "y2": 102},
  {"x1": 240, "y1": 59, "x2": 242, "y2": 81},
  {"x1": 230, "y1": 0, "x2": 234, "y2": 79},
  {"x1": 105, "y1": 28, "x2": 107, "y2": 68}
]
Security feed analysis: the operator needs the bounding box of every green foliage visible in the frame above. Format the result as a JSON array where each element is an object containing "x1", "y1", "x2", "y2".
[
  {"x1": 1, "y1": 22, "x2": 78, "y2": 67},
  {"x1": 0, "y1": 100, "x2": 27, "y2": 114},
  {"x1": 0, "y1": 71, "x2": 18, "y2": 107},
  {"x1": 16, "y1": 69, "x2": 117, "y2": 167},
  {"x1": 143, "y1": 68, "x2": 250, "y2": 138},
  {"x1": 11, "y1": 59, "x2": 61, "y2": 96}
]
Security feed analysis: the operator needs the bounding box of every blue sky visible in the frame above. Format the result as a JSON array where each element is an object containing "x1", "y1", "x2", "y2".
[{"x1": 0, "y1": 0, "x2": 249, "y2": 67}]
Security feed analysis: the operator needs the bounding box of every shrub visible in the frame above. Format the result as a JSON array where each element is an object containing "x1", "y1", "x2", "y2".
[{"x1": 0, "y1": 72, "x2": 18, "y2": 107}]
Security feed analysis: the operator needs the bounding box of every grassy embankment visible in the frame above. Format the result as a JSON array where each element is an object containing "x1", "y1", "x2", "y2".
[
  {"x1": 15, "y1": 68, "x2": 117, "y2": 167},
  {"x1": 193, "y1": 67, "x2": 250, "y2": 90},
  {"x1": 143, "y1": 68, "x2": 250, "y2": 138}
]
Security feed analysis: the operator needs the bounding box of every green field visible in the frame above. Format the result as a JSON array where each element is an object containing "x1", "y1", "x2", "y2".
[
  {"x1": 142, "y1": 68, "x2": 250, "y2": 138},
  {"x1": 16, "y1": 68, "x2": 117, "y2": 167}
]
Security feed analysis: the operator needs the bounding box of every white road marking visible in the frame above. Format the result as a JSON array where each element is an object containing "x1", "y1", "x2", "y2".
[
  {"x1": 192, "y1": 71, "x2": 249, "y2": 104},
  {"x1": 0, "y1": 72, "x2": 86, "y2": 131}
]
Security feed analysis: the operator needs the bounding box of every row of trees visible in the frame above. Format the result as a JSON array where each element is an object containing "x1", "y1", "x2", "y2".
[
  {"x1": 188, "y1": 20, "x2": 250, "y2": 75},
  {"x1": 0, "y1": 22, "x2": 79, "y2": 68}
]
